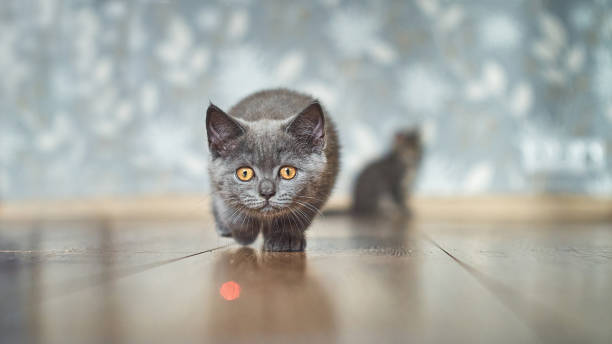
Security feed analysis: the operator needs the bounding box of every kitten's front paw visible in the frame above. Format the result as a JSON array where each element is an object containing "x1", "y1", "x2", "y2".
[
  {"x1": 263, "y1": 233, "x2": 306, "y2": 252},
  {"x1": 232, "y1": 226, "x2": 260, "y2": 245},
  {"x1": 216, "y1": 224, "x2": 232, "y2": 237}
]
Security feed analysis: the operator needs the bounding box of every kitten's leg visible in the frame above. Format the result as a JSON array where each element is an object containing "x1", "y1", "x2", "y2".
[
  {"x1": 390, "y1": 183, "x2": 406, "y2": 209},
  {"x1": 262, "y1": 215, "x2": 310, "y2": 252},
  {"x1": 212, "y1": 197, "x2": 261, "y2": 244},
  {"x1": 231, "y1": 218, "x2": 261, "y2": 245},
  {"x1": 390, "y1": 181, "x2": 412, "y2": 217},
  {"x1": 212, "y1": 197, "x2": 232, "y2": 237},
  {"x1": 352, "y1": 178, "x2": 379, "y2": 215}
]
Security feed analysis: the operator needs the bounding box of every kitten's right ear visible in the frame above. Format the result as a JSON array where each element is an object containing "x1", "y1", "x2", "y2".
[{"x1": 206, "y1": 103, "x2": 245, "y2": 157}]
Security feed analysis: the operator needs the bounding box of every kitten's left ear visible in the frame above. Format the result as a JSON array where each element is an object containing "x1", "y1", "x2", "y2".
[{"x1": 286, "y1": 101, "x2": 325, "y2": 150}]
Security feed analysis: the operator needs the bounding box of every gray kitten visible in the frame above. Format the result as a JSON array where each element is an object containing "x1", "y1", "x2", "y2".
[
  {"x1": 206, "y1": 89, "x2": 339, "y2": 251},
  {"x1": 352, "y1": 128, "x2": 422, "y2": 216}
]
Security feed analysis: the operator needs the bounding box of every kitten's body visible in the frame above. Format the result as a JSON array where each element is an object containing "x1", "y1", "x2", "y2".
[
  {"x1": 206, "y1": 89, "x2": 339, "y2": 251},
  {"x1": 352, "y1": 129, "x2": 422, "y2": 216}
]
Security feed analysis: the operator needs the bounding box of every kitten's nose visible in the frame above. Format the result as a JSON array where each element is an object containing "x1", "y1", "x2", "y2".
[{"x1": 258, "y1": 179, "x2": 276, "y2": 199}]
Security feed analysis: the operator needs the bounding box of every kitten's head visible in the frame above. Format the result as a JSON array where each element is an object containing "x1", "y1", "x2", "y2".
[
  {"x1": 206, "y1": 101, "x2": 327, "y2": 215},
  {"x1": 393, "y1": 128, "x2": 422, "y2": 164}
]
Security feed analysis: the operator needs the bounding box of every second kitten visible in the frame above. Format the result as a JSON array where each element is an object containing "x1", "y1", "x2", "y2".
[{"x1": 352, "y1": 129, "x2": 422, "y2": 216}]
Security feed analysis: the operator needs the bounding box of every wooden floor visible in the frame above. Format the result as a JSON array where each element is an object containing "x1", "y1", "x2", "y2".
[{"x1": 1, "y1": 215, "x2": 611, "y2": 343}]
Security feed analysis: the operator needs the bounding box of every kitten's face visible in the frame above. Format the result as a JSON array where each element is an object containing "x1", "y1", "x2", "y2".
[
  {"x1": 206, "y1": 102, "x2": 326, "y2": 215},
  {"x1": 394, "y1": 129, "x2": 422, "y2": 164}
]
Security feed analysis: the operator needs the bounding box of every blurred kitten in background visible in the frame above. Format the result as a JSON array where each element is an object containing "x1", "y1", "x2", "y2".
[{"x1": 352, "y1": 128, "x2": 422, "y2": 216}]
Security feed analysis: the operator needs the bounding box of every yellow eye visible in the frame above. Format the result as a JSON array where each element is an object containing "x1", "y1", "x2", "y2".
[
  {"x1": 279, "y1": 166, "x2": 296, "y2": 180},
  {"x1": 236, "y1": 167, "x2": 254, "y2": 181}
]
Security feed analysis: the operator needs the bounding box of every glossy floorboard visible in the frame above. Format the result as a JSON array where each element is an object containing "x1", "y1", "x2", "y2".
[{"x1": 1, "y1": 216, "x2": 611, "y2": 344}]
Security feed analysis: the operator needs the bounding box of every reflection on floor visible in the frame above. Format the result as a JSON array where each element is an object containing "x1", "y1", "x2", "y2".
[{"x1": 0, "y1": 216, "x2": 611, "y2": 343}]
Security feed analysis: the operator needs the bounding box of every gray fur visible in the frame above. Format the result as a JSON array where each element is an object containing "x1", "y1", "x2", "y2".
[
  {"x1": 206, "y1": 89, "x2": 339, "y2": 251},
  {"x1": 352, "y1": 128, "x2": 422, "y2": 216}
]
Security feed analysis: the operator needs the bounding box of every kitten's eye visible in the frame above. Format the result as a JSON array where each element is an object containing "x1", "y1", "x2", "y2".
[
  {"x1": 279, "y1": 166, "x2": 297, "y2": 180},
  {"x1": 236, "y1": 167, "x2": 254, "y2": 181}
]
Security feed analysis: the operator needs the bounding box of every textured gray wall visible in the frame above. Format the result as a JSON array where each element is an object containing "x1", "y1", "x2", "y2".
[{"x1": 1, "y1": 0, "x2": 611, "y2": 200}]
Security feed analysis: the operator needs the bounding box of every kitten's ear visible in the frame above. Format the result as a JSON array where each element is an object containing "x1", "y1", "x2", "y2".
[
  {"x1": 286, "y1": 101, "x2": 325, "y2": 150},
  {"x1": 206, "y1": 103, "x2": 245, "y2": 157}
]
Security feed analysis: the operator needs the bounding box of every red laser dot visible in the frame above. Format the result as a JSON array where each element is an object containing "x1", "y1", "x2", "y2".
[{"x1": 220, "y1": 281, "x2": 241, "y2": 301}]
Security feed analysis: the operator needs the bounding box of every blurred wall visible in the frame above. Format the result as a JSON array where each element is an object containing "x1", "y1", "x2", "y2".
[{"x1": 1, "y1": 0, "x2": 611, "y2": 200}]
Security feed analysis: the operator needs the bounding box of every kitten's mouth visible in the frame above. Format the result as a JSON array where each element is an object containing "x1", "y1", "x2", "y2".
[{"x1": 258, "y1": 201, "x2": 279, "y2": 213}]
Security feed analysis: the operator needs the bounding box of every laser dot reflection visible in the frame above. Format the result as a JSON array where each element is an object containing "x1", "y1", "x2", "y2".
[{"x1": 220, "y1": 281, "x2": 241, "y2": 301}]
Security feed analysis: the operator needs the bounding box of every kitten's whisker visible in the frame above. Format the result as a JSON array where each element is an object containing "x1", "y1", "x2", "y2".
[
  {"x1": 297, "y1": 200, "x2": 321, "y2": 213},
  {"x1": 297, "y1": 195, "x2": 324, "y2": 202},
  {"x1": 295, "y1": 207, "x2": 309, "y2": 227},
  {"x1": 298, "y1": 207, "x2": 312, "y2": 225},
  {"x1": 294, "y1": 200, "x2": 325, "y2": 218},
  {"x1": 290, "y1": 209, "x2": 304, "y2": 232},
  {"x1": 287, "y1": 208, "x2": 299, "y2": 233},
  {"x1": 290, "y1": 206, "x2": 305, "y2": 231},
  {"x1": 240, "y1": 209, "x2": 248, "y2": 228},
  {"x1": 225, "y1": 205, "x2": 242, "y2": 224},
  {"x1": 292, "y1": 209, "x2": 307, "y2": 228},
  {"x1": 291, "y1": 206, "x2": 309, "y2": 228},
  {"x1": 295, "y1": 196, "x2": 325, "y2": 208}
]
